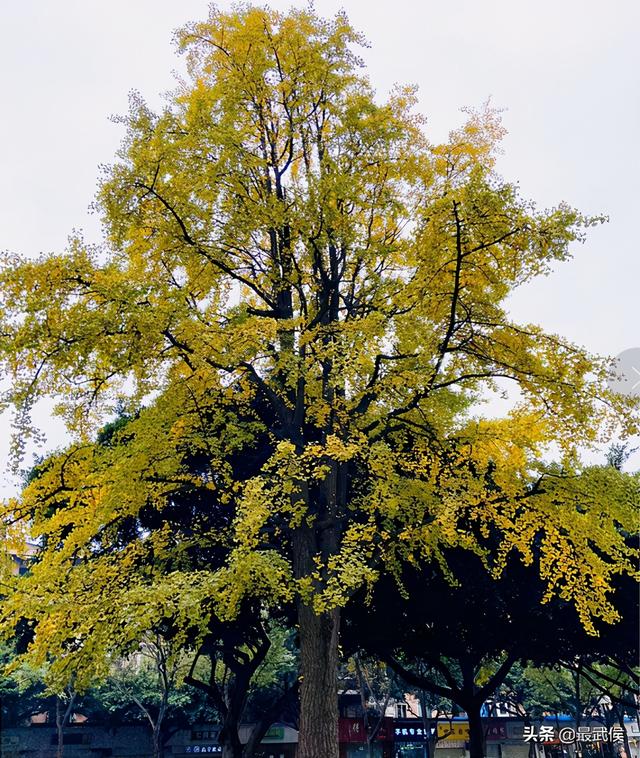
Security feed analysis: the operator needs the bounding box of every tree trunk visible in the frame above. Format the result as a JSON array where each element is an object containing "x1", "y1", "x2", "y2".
[
  {"x1": 152, "y1": 725, "x2": 164, "y2": 758},
  {"x1": 467, "y1": 706, "x2": 486, "y2": 758},
  {"x1": 601, "y1": 707, "x2": 616, "y2": 758},
  {"x1": 222, "y1": 743, "x2": 242, "y2": 758},
  {"x1": 292, "y1": 468, "x2": 341, "y2": 758},
  {"x1": 421, "y1": 697, "x2": 435, "y2": 758},
  {"x1": 185, "y1": 639, "x2": 270, "y2": 758},
  {"x1": 296, "y1": 601, "x2": 340, "y2": 758},
  {"x1": 243, "y1": 680, "x2": 299, "y2": 758},
  {"x1": 55, "y1": 692, "x2": 76, "y2": 758},
  {"x1": 220, "y1": 716, "x2": 244, "y2": 758},
  {"x1": 55, "y1": 697, "x2": 64, "y2": 758},
  {"x1": 617, "y1": 709, "x2": 632, "y2": 758},
  {"x1": 525, "y1": 718, "x2": 537, "y2": 758},
  {"x1": 132, "y1": 696, "x2": 164, "y2": 758}
]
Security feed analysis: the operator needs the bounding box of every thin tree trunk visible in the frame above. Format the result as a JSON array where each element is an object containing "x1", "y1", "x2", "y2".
[
  {"x1": 132, "y1": 694, "x2": 164, "y2": 758},
  {"x1": 152, "y1": 725, "x2": 163, "y2": 758},
  {"x1": 574, "y1": 667, "x2": 582, "y2": 735},
  {"x1": 222, "y1": 742, "x2": 242, "y2": 758},
  {"x1": 525, "y1": 716, "x2": 537, "y2": 758},
  {"x1": 219, "y1": 697, "x2": 246, "y2": 758},
  {"x1": 185, "y1": 650, "x2": 246, "y2": 758},
  {"x1": 601, "y1": 706, "x2": 616, "y2": 758},
  {"x1": 243, "y1": 680, "x2": 299, "y2": 758},
  {"x1": 55, "y1": 692, "x2": 76, "y2": 758},
  {"x1": 56, "y1": 696, "x2": 64, "y2": 758},
  {"x1": 617, "y1": 708, "x2": 632, "y2": 758},
  {"x1": 422, "y1": 698, "x2": 437, "y2": 758},
  {"x1": 467, "y1": 705, "x2": 485, "y2": 758}
]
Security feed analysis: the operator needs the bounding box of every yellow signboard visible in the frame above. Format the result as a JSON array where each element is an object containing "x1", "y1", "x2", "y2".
[{"x1": 437, "y1": 722, "x2": 470, "y2": 742}]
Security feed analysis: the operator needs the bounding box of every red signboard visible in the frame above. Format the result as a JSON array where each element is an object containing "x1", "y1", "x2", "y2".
[
  {"x1": 486, "y1": 723, "x2": 508, "y2": 741},
  {"x1": 338, "y1": 718, "x2": 395, "y2": 743}
]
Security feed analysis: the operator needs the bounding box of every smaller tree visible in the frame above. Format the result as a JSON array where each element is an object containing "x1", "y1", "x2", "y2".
[
  {"x1": 413, "y1": 688, "x2": 461, "y2": 758},
  {"x1": 94, "y1": 635, "x2": 191, "y2": 758},
  {"x1": 0, "y1": 641, "x2": 50, "y2": 726},
  {"x1": 53, "y1": 685, "x2": 78, "y2": 758},
  {"x1": 344, "y1": 510, "x2": 639, "y2": 758},
  {"x1": 185, "y1": 617, "x2": 299, "y2": 758},
  {"x1": 0, "y1": 642, "x2": 89, "y2": 758},
  {"x1": 343, "y1": 550, "x2": 541, "y2": 758},
  {"x1": 341, "y1": 655, "x2": 403, "y2": 758},
  {"x1": 518, "y1": 660, "x2": 639, "y2": 758}
]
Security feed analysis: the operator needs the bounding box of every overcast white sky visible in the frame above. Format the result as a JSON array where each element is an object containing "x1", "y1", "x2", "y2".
[{"x1": 1, "y1": 0, "x2": 639, "y2": 495}]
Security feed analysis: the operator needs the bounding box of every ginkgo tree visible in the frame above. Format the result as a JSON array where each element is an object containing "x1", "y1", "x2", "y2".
[{"x1": 0, "y1": 6, "x2": 638, "y2": 758}]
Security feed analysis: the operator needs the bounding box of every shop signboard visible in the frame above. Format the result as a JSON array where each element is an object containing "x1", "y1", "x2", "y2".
[
  {"x1": 339, "y1": 717, "x2": 394, "y2": 743},
  {"x1": 393, "y1": 720, "x2": 471, "y2": 743},
  {"x1": 263, "y1": 726, "x2": 286, "y2": 741},
  {"x1": 191, "y1": 729, "x2": 221, "y2": 742},
  {"x1": 393, "y1": 722, "x2": 429, "y2": 742},
  {"x1": 486, "y1": 722, "x2": 508, "y2": 741},
  {"x1": 437, "y1": 722, "x2": 470, "y2": 742}
]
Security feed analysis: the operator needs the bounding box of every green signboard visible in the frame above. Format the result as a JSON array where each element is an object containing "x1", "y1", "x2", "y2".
[{"x1": 263, "y1": 726, "x2": 286, "y2": 741}]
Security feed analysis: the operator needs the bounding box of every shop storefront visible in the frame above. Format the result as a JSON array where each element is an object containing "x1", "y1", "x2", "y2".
[
  {"x1": 392, "y1": 718, "x2": 470, "y2": 758},
  {"x1": 339, "y1": 717, "x2": 395, "y2": 758},
  {"x1": 393, "y1": 718, "x2": 430, "y2": 757},
  {"x1": 170, "y1": 724, "x2": 298, "y2": 756}
]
